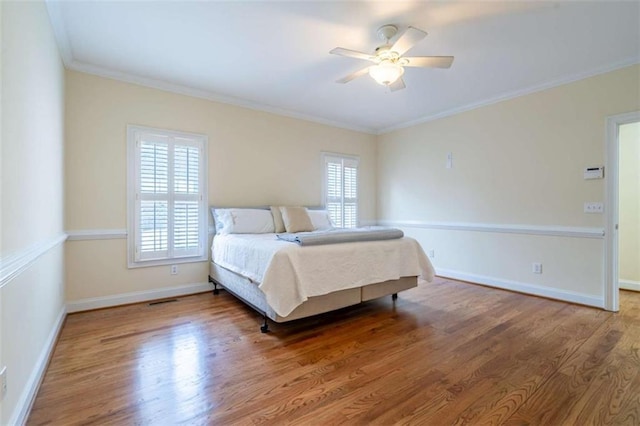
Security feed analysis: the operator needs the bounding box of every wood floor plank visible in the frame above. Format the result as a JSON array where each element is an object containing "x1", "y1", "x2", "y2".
[
  {"x1": 504, "y1": 318, "x2": 623, "y2": 425},
  {"x1": 27, "y1": 281, "x2": 640, "y2": 425}
]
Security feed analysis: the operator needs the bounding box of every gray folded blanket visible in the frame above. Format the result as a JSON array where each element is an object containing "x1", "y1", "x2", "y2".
[{"x1": 277, "y1": 226, "x2": 404, "y2": 246}]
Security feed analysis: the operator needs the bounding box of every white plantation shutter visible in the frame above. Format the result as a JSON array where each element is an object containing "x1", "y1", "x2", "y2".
[
  {"x1": 138, "y1": 138, "x2": 169, "y2": 259},
  {"x1": 343, "y1": 162, "x2": 358, "y2": 228},
  {"x1": 326, "y1": 160, "x2": 343, "y2": 227},
  {"x1": 323, "y1": 153, "x2": 359, "y2": 228},
  {"x1": 173, "y1": 141, "x2": 200, "y2": 257},
  {"x1": 128, "y1": 126, "x2": 208, "y2": 267}
]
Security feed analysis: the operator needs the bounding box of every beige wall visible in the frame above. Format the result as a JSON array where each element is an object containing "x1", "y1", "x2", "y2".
[
  {"x1": 0, "y1": 1, "x2": 66, "y2": 424},
  {"x1": 65, "y1": 71, "x2": 377, "y2": 302},
  {"x1": 619, "y1": 122, "x2": 640, "y2": 284},
  {"x1": 378, "y1": 65, "x2": 640, "y2": 303}
]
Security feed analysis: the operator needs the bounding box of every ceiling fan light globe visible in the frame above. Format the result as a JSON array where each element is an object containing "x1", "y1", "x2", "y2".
[{"x1": 369, "y1": 63, "x2": 404, "y2": 86}]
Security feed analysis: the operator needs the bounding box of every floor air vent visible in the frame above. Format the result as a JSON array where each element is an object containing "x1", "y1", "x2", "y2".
[{"x1": 148, "y1": 298, "x2": 178, "y2": 306}]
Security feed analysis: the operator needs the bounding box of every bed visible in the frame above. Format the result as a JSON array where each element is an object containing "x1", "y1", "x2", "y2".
[{"x1": 208, "y1": 207, "x2": 435, "y2": 332}]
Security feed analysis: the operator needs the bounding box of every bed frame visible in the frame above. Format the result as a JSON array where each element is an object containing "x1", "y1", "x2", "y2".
[{"x1": 209, "y1": 261, "x2": 417, "y2": 332}]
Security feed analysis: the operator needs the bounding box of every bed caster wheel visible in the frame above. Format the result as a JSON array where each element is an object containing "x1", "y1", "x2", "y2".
[
  {"x1": 260, "y1": 324, "x2": 269, "y2": 333},
  {"x1": 392, "y1": 293, "x2": 398, "y2": 301}
]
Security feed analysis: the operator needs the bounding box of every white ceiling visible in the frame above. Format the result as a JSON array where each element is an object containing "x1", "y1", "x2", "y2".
[{"x1": 46, "y1": 1, "x2": 640, "y2": 134}]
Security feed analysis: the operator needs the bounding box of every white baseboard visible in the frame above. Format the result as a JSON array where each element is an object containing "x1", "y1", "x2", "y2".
[
  {"x1": 66, "y1": 282, "x2": 214, "y2": 313},
  {"x1": 9, "y1": 304, "x2": 67, "y2": 426},
  {"x1": 436, "y1": 268, "x2": 604, "y2": 309},
  {"x1": 620, "y1": 280, "x2": 640, "y2": 291}
]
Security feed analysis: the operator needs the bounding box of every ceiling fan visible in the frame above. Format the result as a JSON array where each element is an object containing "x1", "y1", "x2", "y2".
[{"x1": 330, "y1": 24, "x2": 454, "y2": 91}]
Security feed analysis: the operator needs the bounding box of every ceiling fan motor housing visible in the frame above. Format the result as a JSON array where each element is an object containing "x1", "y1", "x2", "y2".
[{"x1": 375, "y1": 45, "x2": 400, "y2": 63}]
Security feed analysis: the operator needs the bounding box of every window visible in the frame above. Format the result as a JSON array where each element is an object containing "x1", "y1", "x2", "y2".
[
  {"x1": 127, "y1": 125, "x2": 208, "y2": 267},
  {"x1": 323, "y1": 153, "x2": 359, "y2": 228}
]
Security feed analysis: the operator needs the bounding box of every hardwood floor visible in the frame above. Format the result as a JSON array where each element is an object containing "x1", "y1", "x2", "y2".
[{"x1": 28, "y1": 278, "x2": 640, "y2": 425}]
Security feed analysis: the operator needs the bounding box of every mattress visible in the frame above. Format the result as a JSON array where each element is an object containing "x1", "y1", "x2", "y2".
[{"x1": 212, "y1": 233, "x2": 434, "y2": 317}]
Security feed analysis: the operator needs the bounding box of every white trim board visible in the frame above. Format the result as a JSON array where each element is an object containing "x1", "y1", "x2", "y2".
[
  {"x1": 378, "y1": 58, "x2": 640, "y2": 134},
  {"x1": 66, "y1": 229, "x2": 127, "y2": 241},
  {"x1": 66, "y1": 282, "x2": 213, "y2": 313},
  {"x1": 44, "y1": 0, "x2": 639, "y2": 136},
  {"x1": 378, "y1": 220, "x2": 604, "y2": 239},
  {"x1": 437, "y1": 268, "x2": 604, "y2": 309},
  {"x1": 0, "y1": 234, "x2": 68, "y2": 289},
  {"x1": 67, "y1": 227, "x2": 216, "y2": 241},
  {"x1": 43, "y1": 1, "x2": 371, "y2": 135},
  {"x1": 64, "y1": 57, "x2": 640, "y2": 137},
  {"x1": 604, "y1": 111, "x2": 640, "y2": 312},
  {"x1": 73, "y1": 60, "x2": 375, "y2": 135},
  {"x1": 8, "y1": 305, "x2": 67, "y2": 426},
  {"x1": 620, "y1": 280, "x2": 640, "y2": 292}
]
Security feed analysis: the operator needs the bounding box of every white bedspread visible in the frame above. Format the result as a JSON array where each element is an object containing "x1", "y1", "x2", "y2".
[{"x1": 212, "y1": 233, "x2": 435, "y2": 317}]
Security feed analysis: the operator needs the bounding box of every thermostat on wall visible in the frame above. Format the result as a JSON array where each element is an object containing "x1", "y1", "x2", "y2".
[{"x1": 584, "y1": 166, "x2": 604, "y2": 180}]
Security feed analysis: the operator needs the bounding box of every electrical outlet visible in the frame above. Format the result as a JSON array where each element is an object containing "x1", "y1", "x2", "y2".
[
  {"x1": 532, "y1": 263, "x2": 543, "y2": 274},
  {"x1": 171, "y1": 265, "x2": 178, "y2": 275},
  {"x1": 584, "y1": 202, "x2": 604, "y2": 213},
  {"x1": 428, "y1": 249, "x2": 435, "y2": 259},
  {"x1": 1, "y1": 366, "x2": 7, "y2": 401}
]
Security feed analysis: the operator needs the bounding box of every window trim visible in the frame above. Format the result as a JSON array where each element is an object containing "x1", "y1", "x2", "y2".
[
  {"x1": 321, "y1": 152, "x2": 360, "y2": 228},
  {"x1": 126, "y1": 124, "x2": 209, "y2": 268}
]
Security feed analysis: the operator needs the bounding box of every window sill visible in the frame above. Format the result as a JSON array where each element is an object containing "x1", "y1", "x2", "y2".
[{"x1": 127, "y1": 255, "x2": 208, "y2": 269}]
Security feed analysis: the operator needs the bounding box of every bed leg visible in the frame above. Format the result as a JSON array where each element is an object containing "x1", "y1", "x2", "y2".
[
  {"x1": 260, "y1": 315, "x2": 270, "y2": 333},
  {"x1": 392, "y1": 293, "x2": 398, "y2": 301},
  {"x1": 208, "y1": 276, "x2": 220, "y2": 295}
]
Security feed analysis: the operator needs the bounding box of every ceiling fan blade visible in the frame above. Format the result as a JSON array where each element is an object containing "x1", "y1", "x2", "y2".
[
  {"x1": 389, "y1": 77, "x2": 406, "y2": 92},
  {"x1": 403, "y1": 56, "x2": 454, "y2": 69},
  {"x1": 390, "y1": 26, "x2": 427, "y2": 56},
  {"x1": 330, "y1": 47, "x2": 376, "y2": 62},
  {"x1": 336, "y1": 66, "x2": 371, "y2": 84}
]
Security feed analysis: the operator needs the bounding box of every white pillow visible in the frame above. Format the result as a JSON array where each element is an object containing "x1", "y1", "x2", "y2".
[
  {"x1": 308, "y1": 209, "x2": 334, "y2": 230},
  {"x1": 213, "y1": 209, "x2": 232, "y2": 234},
  {"x1": 214, "y1": 208, "x2": 275, "y2": 234}
]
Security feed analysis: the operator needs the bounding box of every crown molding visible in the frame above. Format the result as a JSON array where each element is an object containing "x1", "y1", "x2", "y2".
[
  {"x1": 377, "y1": 57, "x2": 640, "y2": 134},
  {"x1": 45, "y1": 0, "x2": 375, "y2": 134},
  {"x1": 45, "y1": 0, "x2": 73, "y2": 65},
  {"x1": 64, "y1": 56, "x2": 640, "y2": 137},
  {"x1": 45, "y1": 0, "x2": 638, "y2": 137},
  {"x1": 65, "y1": 59, "x2": 377, "y2": 135}
]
